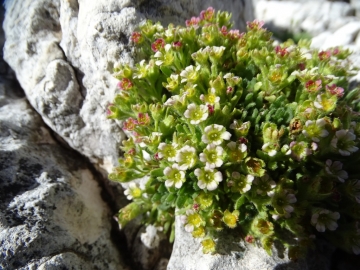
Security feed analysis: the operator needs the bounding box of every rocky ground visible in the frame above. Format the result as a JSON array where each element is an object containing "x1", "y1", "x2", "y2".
[{"x1": 1, "y1": 0, "x2": 360, "y2": 269}]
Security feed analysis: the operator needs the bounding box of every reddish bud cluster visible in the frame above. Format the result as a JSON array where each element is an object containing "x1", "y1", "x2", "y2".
[
  {"x1": 226, "y1": 86, "x2": 233, "y2": 95},
  {"x1": 246, "y1": 19, "x2": 265, "y2": 30},
  {"x1": 137, "y1": 113, "x2": 150, "y2": 125},
  {"x1": 326, "y1": 84, "x2": 344, "y2": 98},
  {"x1": 200, "y1": 7, "x2": 215, "y2": 21},
  {"x1": 154, "y1": 152, "x2": 161, "y2": 161},
  {"x1": 207, "y1": 104, "x2": 214, "y2": 115},
  {"x1": 298, "y1": 63, "x2": 306, "y2": 71},
  {"x1": 275, "y1": 45, "x2": 288, "y2": 57},
  {"x1": 318, "y1": 50, "x2": 331, "y2": 61},
  {"x1": 151, "y1": 38, "x2": 165, "y2": 52},
  {"x1": 173, "y1": 41, "x2": 182, "y2": 49},
  {"x1": 185, "y1": 16, "x2": 200, "y2": 28},
  {"x1": 239, "y1": 137, "x2": 248, "y2": 144},
  {"x1": 123, "y1": 118, "x2": 138, "y2": 131},
  {"x1": 193, "y1": 203, "x2": 200, "y2": 211},
  {"x1": 117, "y1": 78, "x2": 133, "y2": 90},
  {"x1": 305, "y1": 79, "x2": 322, "y2": 93},
  {"x1": 245, "y1": 235, "x2": 254, "y2": 243},
  {"x1": 130, "y1": 32, "x2": 143, "y2": 44},
  {"x1": 106, "y1": 103, "x2": 115, "y2": 115}
]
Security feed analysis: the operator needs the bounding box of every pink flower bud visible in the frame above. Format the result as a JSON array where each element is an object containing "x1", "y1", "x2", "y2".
[{"x1": 151, "y1": 38, "x2": 165, "y2": 52}]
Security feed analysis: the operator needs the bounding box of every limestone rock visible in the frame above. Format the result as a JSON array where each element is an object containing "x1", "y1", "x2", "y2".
[
  {"x1": 3, "y1": 0, "x2": 254, "y2": 174},
  {"x1": 0, "y1": 78, "x2": 126, "y2": 269},
  {"x1": 255, "y1": 1, "x2": 353, "y2": 36},
  {"x1": 167, "y1": 216, "x2": 336, "y2": 270}
]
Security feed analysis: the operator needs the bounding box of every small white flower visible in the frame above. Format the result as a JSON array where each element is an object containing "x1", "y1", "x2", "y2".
[
  {"x1": 200, "y1": 88, "x2": 220, "y2": 105},
  {"x1": 271, "y1": 191, "x2": 297, "y2": 215},
  {"x1": 349, "y1": 179, "x2": 360, "y2": 203},
  {"x1": 181, "y1": 209, "x2": 203, "y2": 232},
  {"x1": 133, "y1": 59, "x2": 148, "y2": 79},
  {"x1": 209, "y1": 46, "x2": 226, "y2": 59},
  {"x1": 231, "y1": 172, "x2": 254, "y2": 193},
  {"x1": 262, "y1": 142, "x2": 278, "y2": 156},
  {"x1": 194, "y1": 167, "x2": 223, "y2": 191},
  {"x1": 253, "y1": 174, "x2": 276, "y2": 196},
  {"x1": 124, "y1": 182, "x2": 143, "y2": 200},
  {"x1": 154, "y1": 44, "x2": 173, "y2": 66},
  {"x1": 325, "y1": 160, "x2": 348, "y2": 182},
  {"x1": 311, "y1": 209, "x2": 340, "y2": 232},
  {"x1": 302, "y1": 119, "x2": 329, "y2": 142},
  {"x1": 176, "y1": 145, "x2": 197, "y2": 170},
  {"x1": 199, "y1": 144, "x2": 224, "y2": 168},
  {"x1": 158, "y1": 142, "x2": 178, "y2": 161},
  {"x1": 202, "y1": 124, "x2": 231, "y2": 145},
  {"x1": 163, "y1": 163, "x2": 186, "y2": 188},
  {"x1": 227, "y1": 141, "x2": 247, "y2": 152},
  {"x1": 164, "y1": 93, "x2": 187, "y2": 107},
  {"x1": 331, "y1": 130, "x2": 359, "y2": 156},
  {"x1": 184, "y1": 103, "x2": 208, "y2": 124},
  {"x1": 180, "y1": 65, "x2": 201, "y2": 83}
]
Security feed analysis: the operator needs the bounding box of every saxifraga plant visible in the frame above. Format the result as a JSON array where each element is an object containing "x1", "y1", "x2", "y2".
[{"x1": 107, "y1": 7, "x2": 360, "y2": 258}]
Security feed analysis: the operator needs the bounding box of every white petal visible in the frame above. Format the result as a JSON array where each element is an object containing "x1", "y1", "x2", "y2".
[
  {"x1": 344, "y1": 131, "x2": 356, "y2": 141},
  {"x1": 246, "y1": 174, "x2": 254, "y2": 183},
  {"x1": 199, "y1": 153, "x2": 206, "y2": 163},
  {"x1": 311, "y1": 214, "x2": 319, "y2": 224},
  {"x1": 221, "y1": 131, "x2": 231, "y2": 140},
  {"x1": 329, "y1": 212, "x2": 340, "y2": 220},
  {"x1": 284, "y1": 205, "x2": 294, "y2": 213},
  {"x1": 163, "y1": 167, "x2": 172, "y2": 176},
  {"x1": 325, "y1": 159, "x2": 332, "y2": 167},
  {"x1": 175, "y1": 181, "x2": 183, "y2": 189},
  {"x1": 165, "y1": 179, "x2": 173, "y2": 187},
  {"x1": 326, "y1": 221, "x2": 338, "y2": 231},
  {"x1": 214, "y1": 159, "x2": 223, "y2": 167},
  {"x1": 316, "y1": 223, "x2": 325, "y2": 232},
  {"x1": 206, "y1": 162, "x2": 216, "y2": 169},
  {"x1": 154, "y1": 51, "x2": 163, "y2": 58},
  {"x1": 185, "y1": 224, "x2": 194, "y2": 232},
  {"x1": 214, "y1": 171, "x2": 223, "y2": 182},
  {"x1": 339, "y1": 149, "x2": 350, "y2": 156},
  {"x1": 286, "y1": 194, "x2": 297, "y2": 203},
  {"x1": 335, "y1": 130, "x2": 347, "y2": 139},
  {"x1": 314, "y1": 101, "x2": 322, "y2": 109},
  {"x1": 207, "y1": 181, "x2": 218, "y2": 191},
  {"x1": 320, "y1": 130, "x2": 329, "y2": 137},
  {"x1": 268, "y1": 150, "x2": 277, "y2": 156},
  {"x1": 240, "y1": 144, "x2": 247, "y2": 152},
  {"x1": 197, "y1": 180, "x2": 206, "y2": 189}
]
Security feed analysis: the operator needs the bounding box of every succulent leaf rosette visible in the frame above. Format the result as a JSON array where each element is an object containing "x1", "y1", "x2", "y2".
[{"x1": 108, "y1": 7, "x2": 360, "y2": 258}]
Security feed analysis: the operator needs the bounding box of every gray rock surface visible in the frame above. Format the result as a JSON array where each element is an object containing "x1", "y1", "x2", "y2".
[
  {"x1": 0, "y1": 74, "x2": 127, "y2": 269},
  {"x1": 167, "y1": 216, "x2": 335, "y2": 270},
  {"x1": 255, "y1": 1, "x2": 354, "y2": 37},
  {"x1": 3, "y1": 0, "x2": 254, "y2": 175}
]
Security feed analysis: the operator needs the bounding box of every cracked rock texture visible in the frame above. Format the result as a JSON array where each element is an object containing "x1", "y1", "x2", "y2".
[
  {"x1": 0, "y1": 75, "x2": 127, "y2": 268},
  {"x1": 3, "y1": 0, "x2": 254, "y2": 175}
]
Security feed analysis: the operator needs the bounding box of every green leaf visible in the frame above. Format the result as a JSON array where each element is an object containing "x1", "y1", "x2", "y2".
[
  {"x1": 150, "y1": 168, "x2": 164, "y2": 177},
  {"x1": 176, "y1": 195, "x2": 187, "y2": 208},
  {"x1": 166, "y1": 193, "x2": 176, "y2": 204},
  {"x1": 234, "y1": 195, "x2": 247, "y2": 209},
  {"x1": 169, "y1": 222, "x2": 175, "y2": 243},
  {"x1": 151, "y1": 193, "x2": 162, "y2": 203}
]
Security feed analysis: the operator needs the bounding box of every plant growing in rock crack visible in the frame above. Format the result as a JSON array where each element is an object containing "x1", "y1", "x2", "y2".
[{"x1": 107, "y1": 7, "x2": 360, "y2": 258}]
